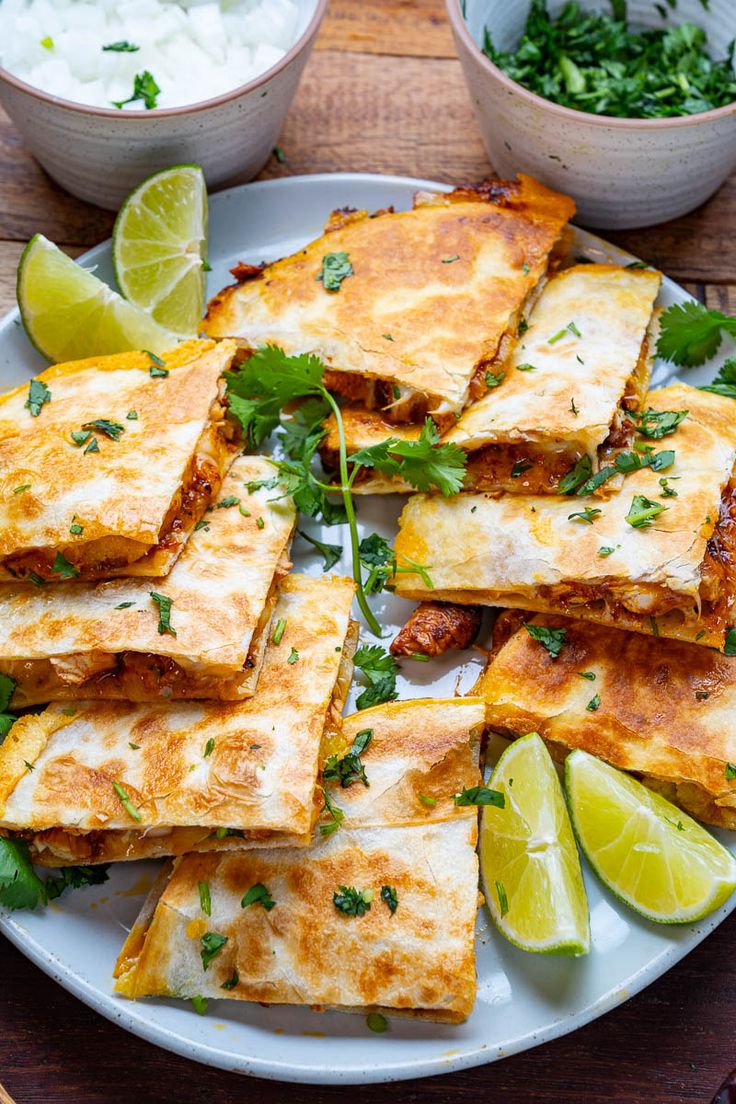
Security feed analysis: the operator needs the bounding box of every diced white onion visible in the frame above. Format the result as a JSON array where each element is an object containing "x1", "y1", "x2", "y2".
[{"x1": 0, "y1": 0, "x2": 300, "y2": 109}]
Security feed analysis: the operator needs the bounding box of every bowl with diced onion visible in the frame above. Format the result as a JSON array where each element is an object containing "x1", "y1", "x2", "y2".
[
  {"x1": 447, "y1": 0, "x2": 736, "y2": 229},
  {"x1": 0, "y1": 0, "x2": 327, "y2": 208}
]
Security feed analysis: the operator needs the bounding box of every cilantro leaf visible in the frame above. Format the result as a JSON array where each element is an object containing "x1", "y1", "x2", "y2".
[
  {"x1": 225, "y1": 345, "x2": 325, "y2": 447},
  {"x1": 44, "y1": 865, "x2": 109, "y2": 901},
  {"x1": 453, "y1": 786, "x2": 505, "y2": 807},
  {"x1": 200, "y1": 931, "x2": 228, "y2": 970},
  {"x1": 298, "y1": 529, "x2": 342, "y2": 570},
  {"x1": 657, "y1": 302, "x2": 736, "y2": 367},
  {"x1": 629, "y1": 408, "x2": 688, "y2": 439},
  {"x1": 333, "y1": 885, "x2": 373, "y2": 916},
  {"x1": 0, "y1": 674, "x2": 16, "y2": 713},
  {"x1": 52, "y1": 551, "x2": 79, "y2": 579},
  {"x1": 524, "y1": 622, "x2": 567, "y2": 659},
  {"x1": 558, "y1": 454, "x2": 592, "y2": 494},
  {"x1": 700, "y1": 356, "x2": 736, "y2": 400},
  {"x1": 102, "y1": 41, "x2": 139, "y2": 52},
  {"x1": 323, "y1": 728, "x2": 373, "y2": 788},
  {"x1": 625, "y1": 494, "x2": 668, "y2": 529},
  {"x1": 349, "y1": 418, "x2": 467, "y2": 496},
  {"x1": 241, "y1": 882, "x2": 275, "y2": 910},
  {"x1": 25, "y1": 378, "x2": 51, "y2": 417},
  {"x1": 318, "y1": 252, "x2": 353, "y2": 292},
  {"x1": 0, "y1": 838, "x2": 47, "y2": 910},
  {"x1": 353, "y1": 645, "x2": 399, "y2": 710},
  {"x1": 380, "y1": 885, "x2": 398, "y2": 914},
  {"x1": 113, "y1": 69, "x2": 160, "y2": 110},
  {"x1": 319, "y1": 787, "x2": 345, "y2": 837},
  {"x1": 280, "y1": 397, "x2": 330, "y2": 460},
  {"x1": 149, "y1": 591, "x2": 176, "y2": 636}
]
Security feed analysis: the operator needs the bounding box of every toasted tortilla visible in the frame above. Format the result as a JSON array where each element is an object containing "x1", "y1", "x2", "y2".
[
  {"x1": 0, "y1": 456, "x2": 296, "y2": 706},
  {"x1": 204, "y1": 176, "x2": 574, "y2": 419},
  {"x1": 114, "y1": 698, "x2": 485, "y2": 1022},
  {"x1": 477, "y1": 611, "x2": 736, "y2": 831},
  {"x1": 0, "y1": 339, "x2": 237, "y2": 582},
  {"x1": 319, "y1": 265, "x2": 659, "y2": 495},
  {"x1": 0, "y1": 574, "x2": 357, "y2": 864},
  {"x1": 394, "y1": 384, "x2": 736, "y2": 648}
]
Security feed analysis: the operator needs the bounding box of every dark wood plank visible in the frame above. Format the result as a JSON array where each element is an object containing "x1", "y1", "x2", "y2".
[{"x1": 1, "y1": 917, "x2": 735, "y2": 1104}]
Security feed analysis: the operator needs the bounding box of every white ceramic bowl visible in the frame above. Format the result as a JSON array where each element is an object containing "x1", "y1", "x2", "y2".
[
  {"x1": 447, "y1": 0, "x2": 736, "y2": 229},
  {"x1": 0, "y1": 0, "x2": 327, "y2": 210}
]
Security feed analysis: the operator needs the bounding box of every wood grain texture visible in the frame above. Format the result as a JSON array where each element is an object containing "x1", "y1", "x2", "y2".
[
  {"x1": 316, "y1": 0, "x2": 454, "y2": 58},
  {"x1": 2, "y1": 0, "x2": 736, "y2": 1097},
  {"x1": 1, "y1": 925, "x2": 735, "y2": 1104}
]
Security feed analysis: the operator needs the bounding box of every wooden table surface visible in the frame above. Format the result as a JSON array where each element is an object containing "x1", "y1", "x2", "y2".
[{"x1": 1, "y1": 2, "x2": 735, "y2": 1101}]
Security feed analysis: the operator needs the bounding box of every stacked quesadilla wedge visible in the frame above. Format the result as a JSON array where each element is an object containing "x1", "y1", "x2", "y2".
[
  {"x1": 476, "y1": 611, "x2": 736, "y2": 833},
  {"x1": 0, "y1": 455, "x2": 296, "y2": 706},
  {"x1": 114, "y1": 697, "x2": 486, "y2": 1022},
  {"x1": 0, "y1": 574, "x2": 357, "y2": 865},
  {"x1": 394, "y1": 384, "x2": 736, "y2": 649},
  {"x1": 0, "y1": 339, "x2": 238, "y2": 582},
  {"x1": 322, "y1": 263, "x2": 662, "y2": 496}
]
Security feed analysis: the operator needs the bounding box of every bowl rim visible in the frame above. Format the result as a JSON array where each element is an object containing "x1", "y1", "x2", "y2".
[
  {"x1": 446, "y1": 0, "x2": 736, "y2": 130},
  {"x1": 0, "y1": 0, "x2": 328, "y2": 118}
]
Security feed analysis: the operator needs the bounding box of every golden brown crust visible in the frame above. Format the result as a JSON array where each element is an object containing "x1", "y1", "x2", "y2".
[
  {"x1": 476, "y1": 613, "x2": 736, "y2": 830},
  {"x1": 0, "y1": 456, "x2": 296, "y2": 705},
  {"x1": 114, "y1": 698, "x2": 484, "y2": 1021},
  {"x1": 0, "y1": 575, "x2": 356, "y2": 849},
  {"x1": 394, "y1": 384, "x2": 736, "y2": 648},
  {"x1": 0, "y1": 339, "x2": 237, "y2": 581},
  {"x1": 390, "y1": 602, "x2": 482, "y2": 657},
  {"x1": 203, "y1": 176, "x2": 574, "y2": 417}
]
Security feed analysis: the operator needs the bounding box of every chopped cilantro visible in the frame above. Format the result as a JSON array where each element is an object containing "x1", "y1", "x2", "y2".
[
  {"x1": 353, "y1": 644, "x2": 398, "y2": 709},
  {"x1": 191, "y1": 995, "x2": 208, "y2": 1015},
  {"x1": 149, "y1": 591, "x2": 176, "y2": 636},
  {"x1": 485, "y1": 370, "x2": 506, "y2": 389},
  {"x1": 586, "y1": 694, "x2": 601, "y2": 712},
  {"x1": 548, "y1": 321, "x2": 581, "y2": 344},
  {"x1": 115, "y1": 601, "x2": 135, "y2": 609},
  {"x1": 69, "y1": 518, "x2": 84, "y2": 535},
  {"x1": 726, "y1": 763, "x2": 736, "y2": 781},
  {"x1": 200, "y1": 931, "x2": 228, "y2": 970},
  {"x1": 298, "y1": 529, "x2": 342, "y2": 570},
  {"x1": 454, "y1": 786, "x2": 505, "y2": 808},
  {"x1": 598, "y1": 546, "x2": 615, "y2": 557},
  {"x1": 568, "y1": 506, "x2": 601, "y2": 525},
  {"x1": 318, "y1": 252, "x2": 353, "y2": 292},
  {"x1": 112, "y1": 781, "x2": 142, "y2": 822},
  {"x1": 81, "y1": 418, "x2": 125, "y2": 440},
  {"x1": 203, "y1": 738, "x2": 215, "y2": 758},
  {"x1": 12, "y1": 484, "x2": 30, "y2": 495},
  {"x1": 271, "y1": 618, "x2": 287, "y2": 645},
  {"x1": 380, "y1": 884, "x2": 398, "y2": 914},
  {"x1": 516, "y1": 362, "x2": 537, "y2": 372},
  {"x1": 198, "y1": 880, "x2": 212, "y2": 916},
  {"x1": 126, "y1": 410, "x2": 138, "y2": 420},
  {"x1": 558, "y1": 455, "x2": 592, "y2": 494},
  {"x1": 419, "y1": 793, "x2": 437, "y2": 808},
  {"x1": 441, "y1": 254, "x2": 460, "y2": 264},
  {"x1": 25, "y1": 378, "x2": 51, "y2": 417},
  {"x1": 524, "y1": 622, "x2": 566, "y2": 659},
  {"x1": 216, "y1": 496, "x2": 240, "y2": 508},
  {"x1": 52, "y1": 551, "x2": 79, "y2": 579},
  {"x1": 149, "y1": 364, "x2": 169, "y2": 378},
  {"x1": 241, "y1": 882, "x2": 275, "y2": 910},
  {"x1": 511, "y1": 461, "x2": 533, "y2": 478},
  {"x1": 367, "y1": 1012, "x2": 389, "y2": 1033},
  {"x1": 273, "y1": 145, "x2": 286, "y2": 163},
  {"x1": 629, "y1": 408, "x2": 688, "y2": 440},
  {"x1": 319, "y1": 787, "x2": 345, "y2": 837},
  {"x1": 578, "y1": 671, "x2": 596, "y2": 680},
  {"x1": 495, "y1": 881, "x2": 509, "y2": 917},
  {"x1": 333, "y1": 885, "x2": 373, "y2": 917},
  {"x1": 113, "y1": 70, "x2": 161, "y2": 110},
  {"x1": 221, "y1": 969, "x2": 239, "y2": 991},
  {"x1": 625, "y1": 495, "x2": 667, "y2": 529},
  {"x1": 103, "y1": 40, "x2": 139, "y2": 52},
  {"x1": 323, "y1": 728, "x2": 373, "y2": 789},
  {"x1": 256, "y1": 516, "x2": 265, "y2": 530},
  {"x1": 287, "y1": 647, "x2": 299, "y2": 665}
]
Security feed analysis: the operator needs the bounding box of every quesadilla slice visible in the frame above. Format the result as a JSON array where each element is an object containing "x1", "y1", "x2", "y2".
[
  {"x1": 0, "y1": 456, "x2": 296, "y2": 706},
  {"x1": 204, "y1": 176, "x2": 574, "y2": 424},
  {"x1": 0, "y1": 574, "x2": 357, "y2": 865},
  {"x1": 394, "y1": 384, "x2": 736, "y2": 649},
  {"x1": 319, "y1": 264, "x2": 660, "y2": 495},
  {"x1": 477, "y1": 610, "x2": 736, "y2": 832},
  {"x1": 114, "y1": 698, "x2": 485, "y2": 1022},
  {"x1": 0, "y1": 339, "x2": 238, "y2": 583}
]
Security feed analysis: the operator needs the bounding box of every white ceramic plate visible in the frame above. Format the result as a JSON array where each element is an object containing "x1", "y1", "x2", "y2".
[{"x1": 2, "y1": 173, "x2": 735, "y2": 1086}]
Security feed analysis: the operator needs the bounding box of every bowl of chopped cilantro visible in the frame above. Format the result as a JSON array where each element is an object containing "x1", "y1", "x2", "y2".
[{"x1": 447, "y1": 0, "x2": 736, "y2": 228}]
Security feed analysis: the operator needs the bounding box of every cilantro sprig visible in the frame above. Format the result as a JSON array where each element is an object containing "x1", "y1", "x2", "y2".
[
  {"x1": 657, "y1": 302, "x2": 736, "y2": 367},
  {"x1": 0, "y1": 837, "x2": 109, "y2": 912},
  {"x1": 225, "y1": 345, "x2": 464, "y2": 635}
]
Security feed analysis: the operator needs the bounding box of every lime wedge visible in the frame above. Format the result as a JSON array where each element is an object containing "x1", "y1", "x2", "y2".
[
  {"x1": 566, "y1": 750, "x2": 736, "y2": 924},
  {"x1": 480, "y1": 732, "x2": 590, "y2": 955},
  {"x1": 17, "y1": 235, "x2": 175, "y2": 362},
  {"x1": 112, "y1": 164, "x2": 208, "y2": 337}
]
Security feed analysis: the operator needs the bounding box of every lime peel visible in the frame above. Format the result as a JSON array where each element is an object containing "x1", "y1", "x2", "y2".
[
  {"x1": 566, "y1": 750, "x2": 736, "y2": 925},
  {"x1": 480, "y1": 732, "x2": 591, "y2": 955}
]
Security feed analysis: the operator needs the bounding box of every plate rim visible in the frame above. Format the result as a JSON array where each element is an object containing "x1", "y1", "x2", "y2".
[{"x1": 2, "y1": 170, "x2": 733, "y2": 1086}]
